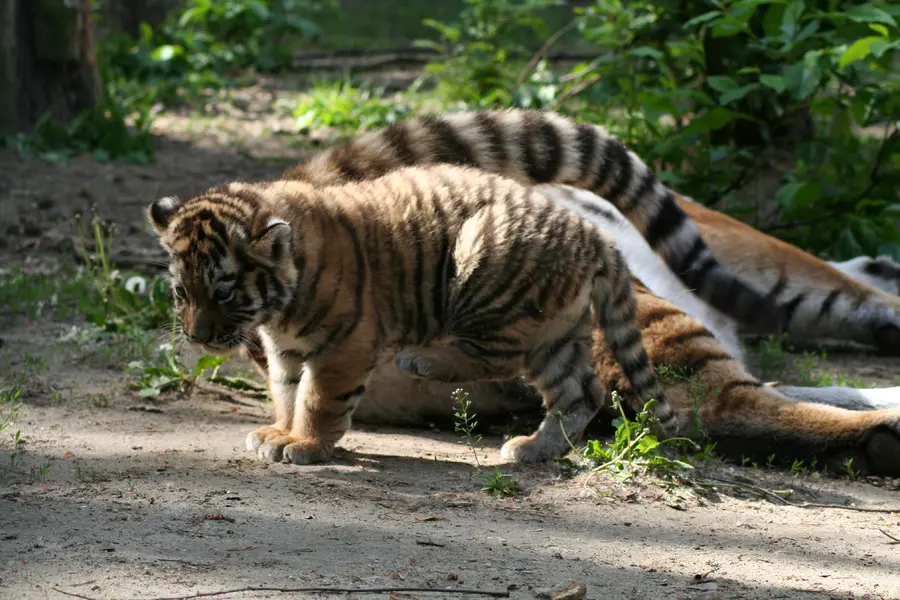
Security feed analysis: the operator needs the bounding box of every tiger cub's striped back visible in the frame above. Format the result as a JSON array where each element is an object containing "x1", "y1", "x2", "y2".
[
  {"x1": 149, "y1": 165, "x2": 676, "y2": 465},
  {"x1": 284, "y1": 109, "x2": 783, "y2": 334}
]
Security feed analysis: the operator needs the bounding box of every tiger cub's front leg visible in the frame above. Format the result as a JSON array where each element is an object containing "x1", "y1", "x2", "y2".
[{"x1": 246, "y1": 339, "x2": 374, "y2": 465}]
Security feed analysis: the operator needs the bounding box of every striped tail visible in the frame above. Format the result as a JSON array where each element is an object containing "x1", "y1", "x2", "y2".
[{"x1": 284, "y1": 109, "x2": 783, "y2": 334}]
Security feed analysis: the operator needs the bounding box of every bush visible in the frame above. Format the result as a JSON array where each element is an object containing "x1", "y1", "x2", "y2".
[
  {"x1": 421, "y1": 0, "x2": 900, "y2": 260},
  {"x1": 100, "y1": 0, "x2": 337, "y2": 107}
]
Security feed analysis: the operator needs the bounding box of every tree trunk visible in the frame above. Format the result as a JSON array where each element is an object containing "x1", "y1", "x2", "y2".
[{"x1": 0, "y1": 0, "x2": 102, "y2": 136}]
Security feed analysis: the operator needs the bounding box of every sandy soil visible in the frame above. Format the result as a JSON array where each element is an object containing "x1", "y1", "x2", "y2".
[{"x1": 2, "y1": 91, "x2": 900, "y2": 600}]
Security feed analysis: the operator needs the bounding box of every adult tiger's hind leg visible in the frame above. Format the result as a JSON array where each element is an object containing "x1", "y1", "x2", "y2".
[{"x1": 600, "y1": 283, "x2": 900, "y2": 476}]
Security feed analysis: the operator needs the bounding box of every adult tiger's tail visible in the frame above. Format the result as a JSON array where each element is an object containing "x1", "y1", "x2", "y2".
[{"x1": 284, "y1": 109, "x2": 782, "y2": 333}]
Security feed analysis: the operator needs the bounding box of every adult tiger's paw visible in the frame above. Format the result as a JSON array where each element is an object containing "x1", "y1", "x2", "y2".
[{"x1": 245, "y1": 426, "x2": 333, "y2": 464}]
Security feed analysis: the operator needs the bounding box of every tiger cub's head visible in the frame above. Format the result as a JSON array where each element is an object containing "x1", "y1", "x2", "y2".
[{"x1": 146, "y1": 190, "x2": 298, "y2": 354}]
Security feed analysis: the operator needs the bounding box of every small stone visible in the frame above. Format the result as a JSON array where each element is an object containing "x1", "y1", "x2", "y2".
[{"x1": 534, "y1": 580, "x2": 587, "y2": 600}]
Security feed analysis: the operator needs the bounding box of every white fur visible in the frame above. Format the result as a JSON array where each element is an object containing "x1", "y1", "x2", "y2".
[
  {"x1": 535, "y1": 184, "x2": 744, "y2": 361},
  {"x1": 829, "y1": 256, "x2": 900, "y2": 296},
  {"x1": 772, "y1": 384, "x2": 900, "y2": 411}
]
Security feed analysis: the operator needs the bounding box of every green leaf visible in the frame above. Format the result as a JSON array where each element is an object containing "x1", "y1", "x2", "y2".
[
  {"x1": 628, "y1": 46, "x2": 664, "y2": 60},
  {"x1": 846, "y1": 5, "x2": 897, "y2": 27},
  {"x1": 833, "y1": 228, "x2": 865, "y2": 260},
  {"x1": 783, "y1": 61, "x2": 822, "y2": 100},
  {"x1": 781, "y1": 0, "x2": 805, "y2": 36},
  {"x1": 869, "y1": 23, "x2": 889, "y2": 37},
  {"x1": 707, "y1": 75, "x2": 738, "y2": 92},
  {"x1": 760, "y1": 74, "x2": 786, "y2": 93},
  {"x1": 719, "y1": 83, "x2": 759, "y2": 105},
  {"x1": 839, "y1": 36, "x2": 881, "y2": 70},
  {"x1": 193, "y1": 354, "x2": 230, "y2": 378},
  {"x1": 149, "y1": 44, "x2": 183, "y2": 62},
  {"x1": 683, "y1": 11, "x2": 722, "y2": 29}
]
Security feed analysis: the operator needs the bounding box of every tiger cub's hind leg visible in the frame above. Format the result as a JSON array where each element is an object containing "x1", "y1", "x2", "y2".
[{"x1": 501, "y1": 318, "x2": 605, "y2": 463}]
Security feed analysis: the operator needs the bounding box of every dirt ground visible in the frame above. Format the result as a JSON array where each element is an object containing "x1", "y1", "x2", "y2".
[{"x1": 2, "y1": 92, "x2": 900, "y2": 600}]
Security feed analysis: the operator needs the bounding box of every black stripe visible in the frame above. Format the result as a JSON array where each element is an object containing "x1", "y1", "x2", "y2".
[
  {"x1": 644, "y1": 197, "x2": 688, "y2": 251},
  {"x1": 256, "y1": 271, "x2": 269, "y2": 305},
  {"x1": 382, "y1": 122, "x2": 417, "y2": 166},
  {"x1": 521, "y1": 112, "x2": 562, "y2": 183},
  {"x1": 422, "y1": 117, "x2": 477, "y2": 166},
  {"x1": 331, "y1": 212, "x2": 367, "y2": 347},
  {"x1": 575, "y1": 123, "x2": 598, "y2": 187},
  {"x1": 611, "y1": 327, "x2": 642, "y2": 352},
  {"x1": 621, "y1": 168, "x2": 657, "y2": 214},
  {"x1": 335, "y1": 385, "x2": 366, "y2": 402},
  {"x1": 680, "y1": 237, "x2": 706, "y2": 270},
  {"x1": 640, "y1": 308, "x2": 685, "y2": 328},
  {"x1": 600, "y1": 141, "x2": 633, "y2": 206},
  {"x1": 620, "y1": 349, "x2": 652, "y2": 378},
  {"x1": 782, "y1": 293, "x2": 806, "y2": 324},
  {"x1": 816, "y1": 289, "x2": 840, "y2": 321},
  {"x1": 669, "y1": 329, "x2": 716, "y2": 346},
  {"x1": 766, "y1": 273, "x2": 788, "y2": 300},
  {"x1": 580, "y1": 372, "x2": 602, "y2": 410},
  {"x1": 545, "y1": 353, "x2": 580, "y2": 393},
  {"x1": 334, "y1": 147, "x2": 366, "y2": 181},
  {"x1": 474, "y1": 111, "x2": 507, "y2": 169},
  {"x1": 574, "y1": 198, "x2": 618, "y2": 224}
]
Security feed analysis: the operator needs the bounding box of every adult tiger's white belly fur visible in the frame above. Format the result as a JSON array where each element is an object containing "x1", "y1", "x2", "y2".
[{"x1": 535, "y1": 184, "x2": 744, "y2": 362}]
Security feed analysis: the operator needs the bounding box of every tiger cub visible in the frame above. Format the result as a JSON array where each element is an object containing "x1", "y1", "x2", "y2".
[
  {"x1": 283, "y1": 108, "x2": 784, "y2": 334},
  {"x1": 147, "y1": 164, "x2": 676, "y2": 464}
]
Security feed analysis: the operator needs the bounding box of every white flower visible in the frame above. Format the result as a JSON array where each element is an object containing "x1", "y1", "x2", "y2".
[{"x1": 125, "y1": 276, "x2": 147, "y2": 295}]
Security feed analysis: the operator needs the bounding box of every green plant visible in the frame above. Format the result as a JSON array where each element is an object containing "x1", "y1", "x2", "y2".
[
  {"x1": 451, "y1": 388, "x2": 521, "y2": 497},
  {"x1": 293, "y1": 80, "x2": 419, "y2": 135},
  {"x1": 0, "y1": 386, "x2": 23, "y2": 445},
  {"x1": 581, "y1": 392, "x2": 703, "y2": 480},
  {"x1": 99, "y1": 0, "x2": 338, "y2": 109},
  {"x1": 842, "y1": 456, "x2": 861, "y2": 480},
  {"x1": 75, "y1": 210, "x2": 173, "y2": 334},
  {"x1": 567, "y1": 0, "x2": 900, "y2": 259},
  {"x1": 418, "y1": 0, "x2": 563, "y2": 106},
  {"x1": 128, "y1": 313, "x2": 230, "y2": 398}
]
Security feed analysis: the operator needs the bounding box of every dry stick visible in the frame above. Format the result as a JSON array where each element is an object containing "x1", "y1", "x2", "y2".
[
  {"x1": 516, "y1": 18, "x2": 579, "y2": 86},
  {"x1": 704, "y1": 477, "x2": 900, "y2": 513},
  {"x1": 52, "y1": 585, "x2": 511, "y2": 600},
  {"x1": 879, "y1": 528, "x2": 900, "y2": 544}
]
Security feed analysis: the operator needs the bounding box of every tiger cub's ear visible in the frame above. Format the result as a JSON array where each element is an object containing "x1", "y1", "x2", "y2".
[
  {"x1": 249, "y1": 217, "x2": 292, "y2": 265},
  {"x1": 147, "y1": 196, "x2": 181, "y2": 234}
]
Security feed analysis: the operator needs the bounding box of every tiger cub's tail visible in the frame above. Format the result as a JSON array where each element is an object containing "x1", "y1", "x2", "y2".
[
  {"x1": 590, "y1": 251, "x2": 678, "y2": 434},
  {"x1": 285, "y1": 109, "x2": 782, "y2": 333}
]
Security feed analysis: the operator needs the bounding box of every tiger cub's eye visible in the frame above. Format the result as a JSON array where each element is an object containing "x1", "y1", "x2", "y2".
[{"x1": 213, "y1": 288, "x2": 236, "y2": 303}]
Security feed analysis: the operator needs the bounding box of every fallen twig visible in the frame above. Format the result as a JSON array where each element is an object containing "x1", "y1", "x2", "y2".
[
  {"x1": 52, "y1": 584, "x2": 511, "y2": 600},
  {"x1": 879, "y1": 529, "x2": 900, "y2": 544},
  {"x1": 698, "y1": 477, "x2": 793, "y2": 505},
  {"x1": 415, "y1": 539, "x2": 446, "y2": 547},
  {"x1": 789, "y1": 502, "x2": 900, "y2": 514},
  {"x1": 701, "y1": 477, "x2": 900, "y2": 513}
]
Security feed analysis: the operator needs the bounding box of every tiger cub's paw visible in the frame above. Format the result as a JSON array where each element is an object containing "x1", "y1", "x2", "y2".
[
  {"x1": 500, "y1": 434, "x2": 557, "y2": 464},
  {"x1": 245, "y1": 427, "x2": 333, "y2": 465}
]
